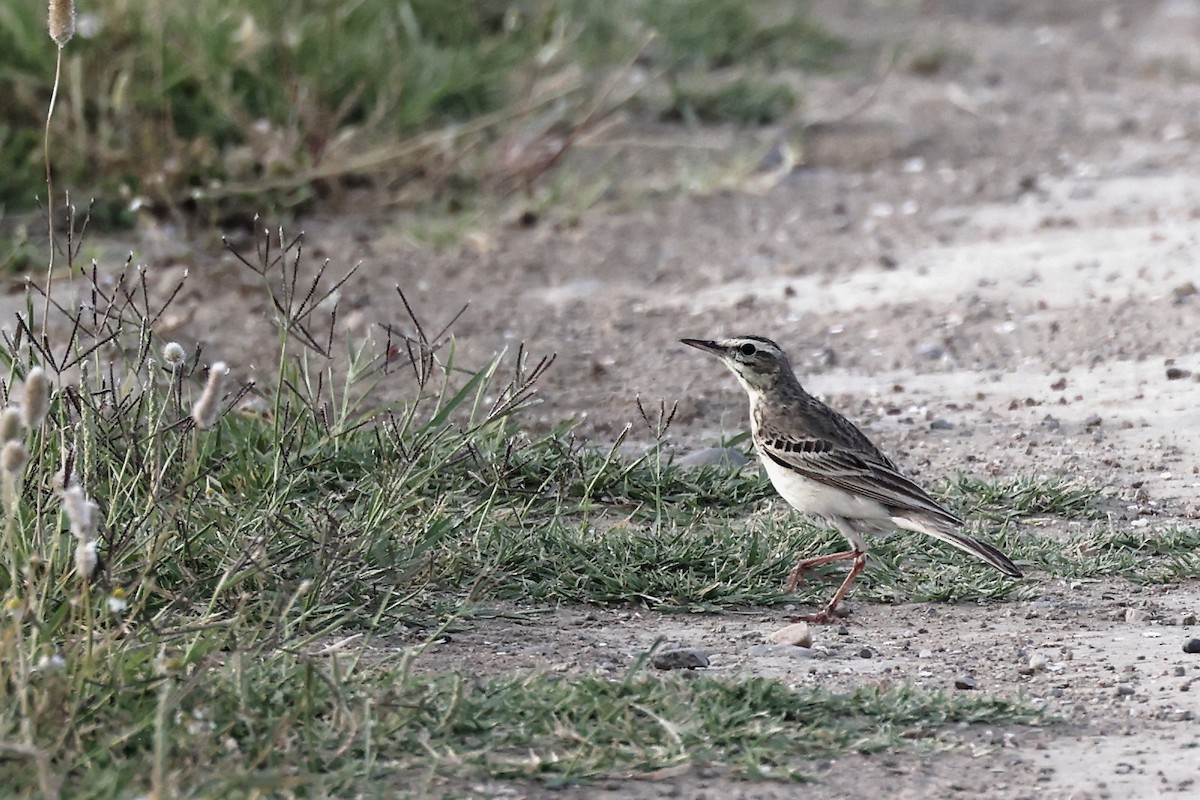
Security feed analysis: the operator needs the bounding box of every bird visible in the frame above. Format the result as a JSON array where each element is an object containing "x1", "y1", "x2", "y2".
[{"x1": 681, "y1": 335, "x2": 1021, "y2": 623}]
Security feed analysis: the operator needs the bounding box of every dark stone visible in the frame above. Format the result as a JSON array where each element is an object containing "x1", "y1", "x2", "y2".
[{"x1": 653, "y1": 649, "x2": 710, "y2": 670}]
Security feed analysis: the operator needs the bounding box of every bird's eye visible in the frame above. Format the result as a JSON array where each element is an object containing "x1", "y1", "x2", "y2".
[{"x1": 738, "y1": 342, "x2": 757, "y2": 356}]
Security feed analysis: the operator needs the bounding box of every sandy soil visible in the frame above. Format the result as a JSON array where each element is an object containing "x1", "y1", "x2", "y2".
[{"x1": 20, "y1": 0, "x2": 1200, "y2": 797}]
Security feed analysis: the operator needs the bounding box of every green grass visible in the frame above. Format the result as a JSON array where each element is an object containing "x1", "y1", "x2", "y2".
[
  {"x1": 0, "y1": 0, "x2": 844, "y2": 216},
  {"x1": 947, "y1": 474, "x2": 1103, "y2": 522},
  {"x1": 1, "y1": 220, "x2": 1186, "y2": 796},
  {"x1": 0, "y1": 642, "x2": 1043, "y2": 795}
]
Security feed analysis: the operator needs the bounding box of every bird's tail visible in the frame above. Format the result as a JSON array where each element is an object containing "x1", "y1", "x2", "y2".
[{"x1": 892, "y1": 514, "x2": 1022, "y2": 578}]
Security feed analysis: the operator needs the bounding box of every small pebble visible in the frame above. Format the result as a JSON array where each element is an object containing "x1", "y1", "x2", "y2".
[
  {"x1": 919, "y1": 649, "x2": 934, "y2": 659},
  {"x1": 1172, "y1": 281, "x2": 1198, "y2": 302},
  {"x1": 1179, "y1": 613, "x2": 1197, "y2": 626},
  {"x1": 652, "y1": 649, "x2": 709, "y2": 670},
  {"x1": 1116, "y1": 683, "x2": 1135, "y2": 697},
  {"x1": 747, "y1": 643, "x2": 817, "y2": 660},
  {"x1": 1184, "y1": 638, "x2": 1200, "y2": 654},
  {"x1": 929, "y1": 418, "x2": 954, "y2": 431},
  {"x1": 836, "y1": 625, "x2": 850, "y2": 636},
  {"x1": 1166, "y1": 367, "x2": 1192, "y2": 381},
  {"x1": 858, "y1": 647, "x2": 873, "y2": 659},
  {"x1": 955, "y1": 675, "x2": 977, "y2": 690},
  {"x1": 1174, "y1": 666, "x2": 1186, "y2": 677},
  {"x1": 1125, "y1": 608, "x2": 1149, "y2": 624},
  {"x1": 768, "y1": 622, "x2": 813, "y2": 648},
  {"x1": 1019, "y1": 652, "x2": 1050, "y2": 675}
]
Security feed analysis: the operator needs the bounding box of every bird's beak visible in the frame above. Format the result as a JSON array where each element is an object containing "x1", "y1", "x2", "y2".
[{"x1": 680, "y1": 338, "x2": 722, "y2": 355}]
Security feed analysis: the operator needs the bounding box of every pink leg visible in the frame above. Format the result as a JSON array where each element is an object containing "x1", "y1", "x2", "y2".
[
  {"x1": 797, "y1": 552, "x2": 867, "y2": 624},
  {"x1": 784, "y1": 548, "x2": 861, "y2": 592}
]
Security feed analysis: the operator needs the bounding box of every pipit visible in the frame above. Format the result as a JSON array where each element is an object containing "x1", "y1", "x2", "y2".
[{"x1": 682, "y1": 335, "x2": 1021, "y2": 623}]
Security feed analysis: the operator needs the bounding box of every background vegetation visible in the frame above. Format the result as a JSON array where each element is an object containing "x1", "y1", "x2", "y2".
[{"x1": 0, "y1": 0, "x2": 844, "y2": 222}]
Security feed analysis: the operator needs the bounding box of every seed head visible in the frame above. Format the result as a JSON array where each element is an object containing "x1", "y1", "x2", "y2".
[
  {"x1": 107, "y1": 587, "x2": 128, "y2": 614},
  {"x1": 74, "y1": 539, "x2": 97, "y2": 579},
  {"x1": 162, "y1": 342, "x2": 186, "y2": 369},
  {"x1": 191, "y1": 361, "x2": 229, "y2": 431},
  {"x1": 48, "y1": 0, "x2": 75, "y2": 47},
  {"x1": 61, "y1": 485, "x2": 96, "y2": 541},
  {"x1": 36, "y1": 645, "x2": 66, "y2": 672},
  {"x1": 21, "y1": 367, "x2": 51, "y2": 428},
  {"x1": 0, "y1": 441, "x2": 29, "y2": 474},
  {"x1": 0, "y1": 408, "x2": 22, "y2": 442},
  {"x1": 51, "y1": 464, "x2": 77, "y2": 492}
]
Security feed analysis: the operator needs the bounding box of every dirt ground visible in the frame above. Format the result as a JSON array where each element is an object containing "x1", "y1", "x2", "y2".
[{"x1": 29, "y1": 0, "x2": 1200, "y2": 797}]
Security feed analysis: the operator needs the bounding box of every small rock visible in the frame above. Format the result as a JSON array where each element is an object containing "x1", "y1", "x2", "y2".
[
  {"x1": 1184, "y1": 638, "x2": 1200, "y2": 654},
  {"x1": 813, "y1": 347, "x2": 838, "y2": 368},
  {"x1": 1179, "y1": 613, "x2": 1197, "y2": 626},
  {"x1": 1174, "y1": 666, "x2": 1187, "y2": 677},
  {"x1": 836, "y1": 625, "x2": 850, "y2": 636},
  {"x1": 857, "y1": 647, "x2": 873, "y2": 659},
  {"x1": 954, "y1": 675, "x2": 977, "y2": 690},
  {"x1": 747, "y1": 643, "x2": 817, "y2": 660},
  {"x1": 1126, "y1": 607, "x2": 1149, "y2": 624},
  {"x1": 916, "y1": 343, "x2": 944, "y2": 360},
  {"x1": 1115, "y1": 683, "x2": 1135, "y2": 697},
  {"x1": 929, "y1": 418, "x2": 954, "y2": 431},
  {"x1": 1084, "y1": 414, "x2": 1103, "y2": 429},
  {"x1": 1166, "y1": 367, "x2": 1192, "y2": 381},
  {"x1": 675, "y1": 448, "x2": 749, "y2": 470},
  {"x1": 653, "y1": 649, "x2": 709, "y2": 670},
  {"x1": 919, "y1": 649, "x2": 934, "y2": 659},
  {"x1": 1019, "y1": 652, "x2": 1050, "y2": 675},
  {"x1": 1172, "y1": 281, "x2": 1197, "y2": 303},
  {"x1": 1050, "y1": 377, "x2": 1068, "y2": 391},
  {"x1": 768, "y1": 622, "x2": 813, "y2": 648}
]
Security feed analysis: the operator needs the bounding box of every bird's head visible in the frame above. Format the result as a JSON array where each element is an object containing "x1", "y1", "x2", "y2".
[{"x1": 680, "y1": 335, "x2": 795, "y2": 395}]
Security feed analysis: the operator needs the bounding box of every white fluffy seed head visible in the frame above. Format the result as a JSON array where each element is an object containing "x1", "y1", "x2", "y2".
[
  {"x1": 0, "y1": 441, "x2": 28, "y2": 474},
  {"x1": 61, "y1": 485, "x2": 95, "y2": 541},
  {"x1": 74, "y1": 539, "x2": 97, "y2": 579},
  {"x1": 162, "y1": 342, "x2": 186, "y2": 369},
  {"x1": 48, "y1": 0, "x2": 75, "y2": 47},
  {"x1": 0, "y1": 408, "x2": 22, "y2": 443},
  {"x1": 21, "y1": 367, "x2": 51, "y2": 429},
  {"x1": 51, "y1": 464, "x2": 77, "y2": 492},
  {"x1": 191, "y1": 361, "x2": 229, "y2": 431}
]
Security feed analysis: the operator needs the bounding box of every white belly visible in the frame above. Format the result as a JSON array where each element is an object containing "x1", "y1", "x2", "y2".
[{"x1": 759, "y1": 454, "x2": 891, "y2": 523}]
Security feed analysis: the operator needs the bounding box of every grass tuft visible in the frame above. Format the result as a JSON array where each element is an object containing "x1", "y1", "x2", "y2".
[{"x1": 947, "y1": 474, "x2": 1103, "y2": 522}]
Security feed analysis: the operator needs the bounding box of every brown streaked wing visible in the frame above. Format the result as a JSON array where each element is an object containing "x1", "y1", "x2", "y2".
[{"x1": 757, "y1": 429, "x2": 963, "y2": 528}]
